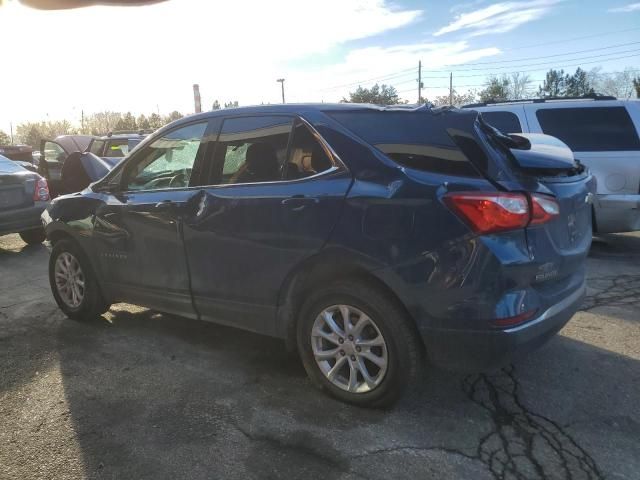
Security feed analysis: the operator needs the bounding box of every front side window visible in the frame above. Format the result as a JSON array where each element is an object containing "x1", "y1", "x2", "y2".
[
  {"x1": 536, "y1": 106, "x2": 640, "y2": 152},
  {"x1": 89, "y1": 140, "x2": 105, "y2": 156},
  {"x1": 480, "y1": 111, "x2": 522, "y2": 134},
  {"x1": 124, "y1": 122, "x2": 207, "y2": 191},
  {"x1": 215, "y1": 116, "x2": 293, "y2": 184},
  {"x1": 43, "y1": 141, "x2": 66, "y2": 164}
]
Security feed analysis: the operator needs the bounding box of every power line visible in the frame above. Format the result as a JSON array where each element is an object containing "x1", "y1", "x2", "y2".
[
  {"x1": 448, "y1": 52, "x2": 640, "y2": 77},
  {"x1": 432, "y1": 48, "x2": 640, "y2": 73},
  {"x1": 434, "y1": 41, "x2": 640, "y2": 68},
  {"x1": 317, "y1": 28, "x2": 640, "y2": 95},
  {"x1": 321, "y1": 47, "x2": 640, "y2": 93},
  {"x1": 501, "y1": 26, "x2": 640, "y2": 51},
  {"x1": 320, "y1": 67, "x2": 415, "y2": 91}
]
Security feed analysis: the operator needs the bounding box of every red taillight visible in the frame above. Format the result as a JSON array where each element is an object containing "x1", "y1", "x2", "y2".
[
  {"x1": 33, "y1": 177, "x2": 50, "y2": 202},
  {"x1": 530, "y1": 193, "x2": 560, "y2": 225},
  {"x1": 444, "y1": 191, "x2": 560, "y2": 234},
  {"x1": 443, "y1": 192, "x2": 530, "y2": 234}
]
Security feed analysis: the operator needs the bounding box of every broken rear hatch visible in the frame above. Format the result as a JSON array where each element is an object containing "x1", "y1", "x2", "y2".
[{"x1": 473, "y1": 117, "x2": 596, "y2": 289}]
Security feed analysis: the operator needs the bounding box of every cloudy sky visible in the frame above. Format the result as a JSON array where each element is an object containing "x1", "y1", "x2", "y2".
[{"x1": 0, "y1": 0, "x2": 638, "y2": 133}]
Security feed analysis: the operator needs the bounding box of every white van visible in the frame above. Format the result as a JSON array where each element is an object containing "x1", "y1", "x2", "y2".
[{"x1": 465, "y1": 97, "x2": 640, "y2": 233}]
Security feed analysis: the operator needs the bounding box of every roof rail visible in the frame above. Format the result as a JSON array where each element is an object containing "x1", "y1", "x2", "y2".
[
  {"x1": 106, "y1": 129, "x2": 154, "y2": 137},
  {"x1": 462, "y1": 94, "x2": 617, "y2": 109}
]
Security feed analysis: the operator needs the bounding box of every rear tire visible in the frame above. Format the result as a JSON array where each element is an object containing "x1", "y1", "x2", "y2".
[
  {"x1": 19, "y1": 228, "x2": 46, "y2": 245},
  {"x1": 49, "y1": 239, "x2": 110, "y2": 321},
  {"x1": 296, "y1": 279, "x2": 422, "y2": 408}
]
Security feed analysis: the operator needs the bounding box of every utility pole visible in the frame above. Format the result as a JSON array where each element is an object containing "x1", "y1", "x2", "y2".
[
  {"x1": 449, "y1": 72, "x2": 453, "y2": 106},
  {"x1": 9, "y1": 123, "x2": 13, "y2": 145},
  {"x1": 193, "y1": 84, "x2": 202, "y2": 113},
  {"x1": 418, "y1": 60, "x2": 423, "y2": 104},
  {"x1": 277, "y1": 78, "x2": 286, "y2": 103},
  {"x1": 81, "y1": 110, "x2": 84, "y2": 133}
]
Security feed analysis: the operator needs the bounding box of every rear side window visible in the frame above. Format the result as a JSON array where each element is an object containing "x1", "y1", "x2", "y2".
[
  {"x1": 480, "y1": 111, "x2": 522, "y2": 133},
  {"x1": 328, "y1": 111, "x2": 480, "y2": 177},
  {"x1": 214, "y1": 116, "x2": 293, "y2": 185},
  {"x1": 105, "y1": 139, "x2": 129, "y2": 158},
  {"x1": 536, "y1": 107, "x2": 640, "y2": 152},
  {"x1": 283, "y1": 122, "x2": 333, "y2": 180}
]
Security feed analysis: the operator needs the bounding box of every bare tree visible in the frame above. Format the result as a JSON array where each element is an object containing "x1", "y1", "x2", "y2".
[
  {"x1": 509, "y1": 72, "x2": 532, "y2": 100},
  {"x1": 588, "y1": 67, "x2": 637, "y2": 99}
]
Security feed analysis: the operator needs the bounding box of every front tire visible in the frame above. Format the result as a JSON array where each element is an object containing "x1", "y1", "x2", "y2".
[
  {"x1": 49, "y1": 239, "x2": 110, "y2": 320},
  {"x1": 19, "y1": 228, "x2": 46, "y2": 245},
  {"x1": 297, "y1": 280, "x2": 422, "y2": 408}
]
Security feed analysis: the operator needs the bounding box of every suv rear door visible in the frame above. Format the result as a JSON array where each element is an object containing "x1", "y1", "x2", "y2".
[{"x1": 182, "y1": 115, "x2": 352, "y2": 335}]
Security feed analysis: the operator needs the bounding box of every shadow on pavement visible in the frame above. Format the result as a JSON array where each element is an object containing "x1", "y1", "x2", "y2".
[
  {"x1": 50, "y1": 307, "x2": 638, "y2": 480},
  {"x1": 590, "y1": 233, "x2": 640, "y2": 259}
]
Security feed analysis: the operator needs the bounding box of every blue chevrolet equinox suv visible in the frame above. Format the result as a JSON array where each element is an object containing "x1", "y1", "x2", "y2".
[{"x1": 42, "y1": 104, "x2": 595, "y2": 407}]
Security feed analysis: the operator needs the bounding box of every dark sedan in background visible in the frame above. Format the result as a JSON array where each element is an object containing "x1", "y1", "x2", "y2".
[{"x1": 0, "y1": 154, "x2": 50, "y2": 244}]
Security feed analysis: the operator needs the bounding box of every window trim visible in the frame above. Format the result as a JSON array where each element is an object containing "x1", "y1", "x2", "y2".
[{"x1": 203, "y1": 114, "x2": 347, "y2": 188}]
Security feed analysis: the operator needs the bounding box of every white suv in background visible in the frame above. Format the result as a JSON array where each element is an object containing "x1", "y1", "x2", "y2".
[{"x1": 465, "y1": 97, "x2": 640, "y2": 233}]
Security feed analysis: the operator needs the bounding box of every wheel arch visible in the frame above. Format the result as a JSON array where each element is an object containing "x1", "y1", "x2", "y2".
[
  {"x1": 47, "y1": 227, "x2": 76, "y2": 246},
  {"x1": 276, "y1": 248, "x2": 422, "y2": 352}
]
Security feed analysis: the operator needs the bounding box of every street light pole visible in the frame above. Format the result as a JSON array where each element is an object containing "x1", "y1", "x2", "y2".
[{"x1": 277, "y1": 78, "x2": 285, "y2": 104}]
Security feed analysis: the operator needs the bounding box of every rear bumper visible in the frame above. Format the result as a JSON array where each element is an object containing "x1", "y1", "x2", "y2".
[
  {"x1": 0, "y1": 202, "x2": 47, "y2": 235},
  {"x1": 421, "y1": 282, "x2": 585, "y2": 371},
  {"x1": 594, "y1": 194, "x2": 640, "y2": 233}
]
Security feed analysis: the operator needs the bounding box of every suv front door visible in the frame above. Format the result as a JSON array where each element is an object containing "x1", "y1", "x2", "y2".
[
  {"x1": 93, "y1": 121, "x2": 212, "y2": 317},
  {"x1": 182, "y1": 116, "x2": 352, "y2": 335}
]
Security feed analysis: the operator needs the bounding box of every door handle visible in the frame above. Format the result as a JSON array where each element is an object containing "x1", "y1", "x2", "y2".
[
  {"x1": 155, "y1": 200, "x2": 177, "y2": 210},
  {"x1": 281, "y1": 196, "x2": 319, "y2": 211}
]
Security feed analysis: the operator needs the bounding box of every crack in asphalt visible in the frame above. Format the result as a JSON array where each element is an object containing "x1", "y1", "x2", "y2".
[
  {"x1": 352, "y1": 366, "x2": 603, "y2": 480},
  {"x1": 581, "y1": 274, "x2": 640, "y2": 312},
  {"x1": 462, "y1": 366, "x2": 603, "y2": 480}
]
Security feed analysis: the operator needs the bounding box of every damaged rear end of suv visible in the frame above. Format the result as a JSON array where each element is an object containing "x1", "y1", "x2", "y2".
[{"x1": 323, "y1": 105, "x2": 595, "y2": 374}]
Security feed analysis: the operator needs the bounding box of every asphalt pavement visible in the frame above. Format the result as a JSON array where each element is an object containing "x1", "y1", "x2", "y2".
[{"x1": 1, "y1": 232, "x2": 639, "y2": 480}]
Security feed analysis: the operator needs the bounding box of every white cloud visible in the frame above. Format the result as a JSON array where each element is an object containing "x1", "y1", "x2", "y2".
[
  {"x1": 450, "y1": 0, "x2": 488, "y2": 14},
  {"x1": 608, "y1": 3, "x2": 640, "y2": 13},
  {"x1": 434, "y1": 0, "x2": 561, "y2": 37},
  {"x1": 0, "y1": 0, "x2": 421, "y2": 128}
]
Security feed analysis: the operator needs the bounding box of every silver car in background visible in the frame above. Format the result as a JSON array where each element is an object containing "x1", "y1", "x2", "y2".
[{"x1": 466, "y1": 97, "x2": 640, "y2": 233}]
